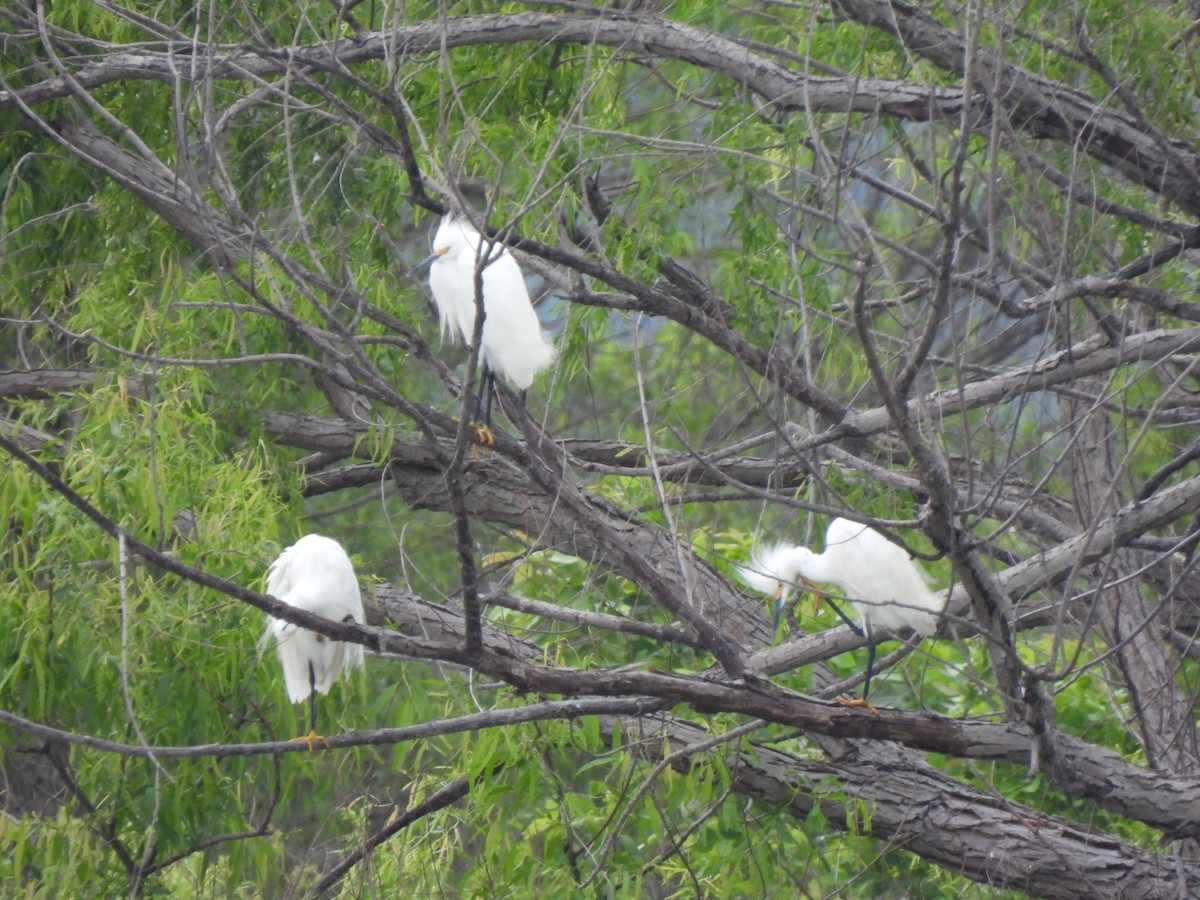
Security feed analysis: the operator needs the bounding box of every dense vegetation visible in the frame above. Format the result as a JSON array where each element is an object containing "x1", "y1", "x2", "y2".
[{"x1": 3, "y1": 0, "x2": 1200, "y2": 896}]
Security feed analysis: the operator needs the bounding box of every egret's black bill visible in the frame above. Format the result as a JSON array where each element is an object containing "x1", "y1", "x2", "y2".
[{"x1": 408, "y1": 253, "x2": 437, "y2": 277}]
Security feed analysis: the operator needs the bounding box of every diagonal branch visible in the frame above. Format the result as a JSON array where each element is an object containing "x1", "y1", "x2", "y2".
[{"x1": 6, "y1": 10, "x2": 1200, "y2": 213}]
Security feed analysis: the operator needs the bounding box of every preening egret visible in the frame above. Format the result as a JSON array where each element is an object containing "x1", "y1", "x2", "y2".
[
  {"x1": 740, "y1": 517, "x2": 944, "y2": 712},
  {"x1": 410, "y1": 213, "x2": 556, "y2": 441},
  {"x1": 265, "y1": 534, "x2": 365, "y2": 749}
]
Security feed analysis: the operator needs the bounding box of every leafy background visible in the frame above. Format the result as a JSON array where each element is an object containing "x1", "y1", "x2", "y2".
[{"x1": 2, "y1": 0, "x2": 1198, "y2": 896}]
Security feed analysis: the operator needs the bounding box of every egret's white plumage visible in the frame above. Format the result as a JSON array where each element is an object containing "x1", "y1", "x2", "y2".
[
  {"x1": 266, "y1": 534, "x2": 365, "y2": 704},
  {"x1": 743, "y1": 518, "x2": 943, "y2": 636},
  {"x1": 423, "y1": 214, "x2": 556, "y2": 390},
  {"x1": 740, "y1": 518, "x2": 945, "y2": 710}
]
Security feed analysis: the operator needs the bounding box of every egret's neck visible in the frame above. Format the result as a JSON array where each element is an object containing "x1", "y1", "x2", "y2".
[{"x1": 798, "y1": 552, "x2": 842, "y2": 588}]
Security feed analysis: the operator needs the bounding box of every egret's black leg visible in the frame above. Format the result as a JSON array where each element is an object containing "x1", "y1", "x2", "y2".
[
  {"x1": 823, "y1": 597, "x2": 865, "y2": 638},
  {"x1": 836, "y1": 622, "x2": 879, "y2": 714},
  {"x1": 295, "y1": 660, "x2": 329, "y2": 751},
  {"x1": 308, "y1": 660, "x2": 318, "y2": 736},
  {"x1": 465, "y1": 365, "x2": 496, "y2": 446},
  {"x1": 470, "y1": 365, "x2": 496, "y2": 426},
  {"x1": 771, "y1": 597, "x2": 783, "y2": 635},
  {"x1": 861, "y1": 637, "x2": 876, "y2": 704}
]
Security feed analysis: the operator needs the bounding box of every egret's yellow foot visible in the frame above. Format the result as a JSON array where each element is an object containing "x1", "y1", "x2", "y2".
[
  {"x1": 836, "y1": 696, "x2": 880, "y2": 716},
  {"x1": 469, "y1": 422, "x2": 494, "y2": 446},
  {"x1": 295, "y1": 730, "x2": 331, "y2": 752},
  {"x1": 451, "y1": 417, "x2": 494, "y2": 449}
]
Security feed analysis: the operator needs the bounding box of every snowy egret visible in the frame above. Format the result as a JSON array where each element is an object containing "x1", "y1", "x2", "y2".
[
  {"x1": 265, "y1": 534, "x2": 365, "y2": 749},
  {"x1": 410, "y1": 213, "x2": 556, "y2": 442},
  {"x1": 740, "y1": 517, "x2": 944, "y2": 712}
]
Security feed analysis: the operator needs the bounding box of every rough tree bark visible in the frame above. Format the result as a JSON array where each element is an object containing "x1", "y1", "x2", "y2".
[{"x1": 5, "y1": 1, "x2": 1200, "y2": 895}]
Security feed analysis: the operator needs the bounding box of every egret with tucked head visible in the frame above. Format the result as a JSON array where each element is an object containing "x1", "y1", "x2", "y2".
[
  {"x1": 411, "y1": 213, "x2": 556, "y2": 442},
  {"x1": 266, "y1": 534, "x2": 365, "y2": 750},
  {"x1": 740, "y1": 517, "x2": 944, "y2": 712}
]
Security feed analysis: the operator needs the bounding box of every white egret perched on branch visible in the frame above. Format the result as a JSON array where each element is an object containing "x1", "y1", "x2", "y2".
[
  {"x1": 265, "y1": 534, "x2": 365, "y2": 750},
  {"x1": 410, "y1": 213, "x2": 556, "y2": 442},
  {"x1": 740, "y1": 517, "x2": 944, "y2": 713}
]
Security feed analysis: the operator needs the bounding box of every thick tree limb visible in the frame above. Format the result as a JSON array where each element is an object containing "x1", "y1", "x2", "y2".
[
  {"x1": 6, "y1": 430, "x2": 1200, "y2": 899},
  {"x1": 832, "y1": 0, "x2": 1200, "y2": 216},
  {"x1": 6, "y1": 9, "x2": 1200, "y2": 215}
]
